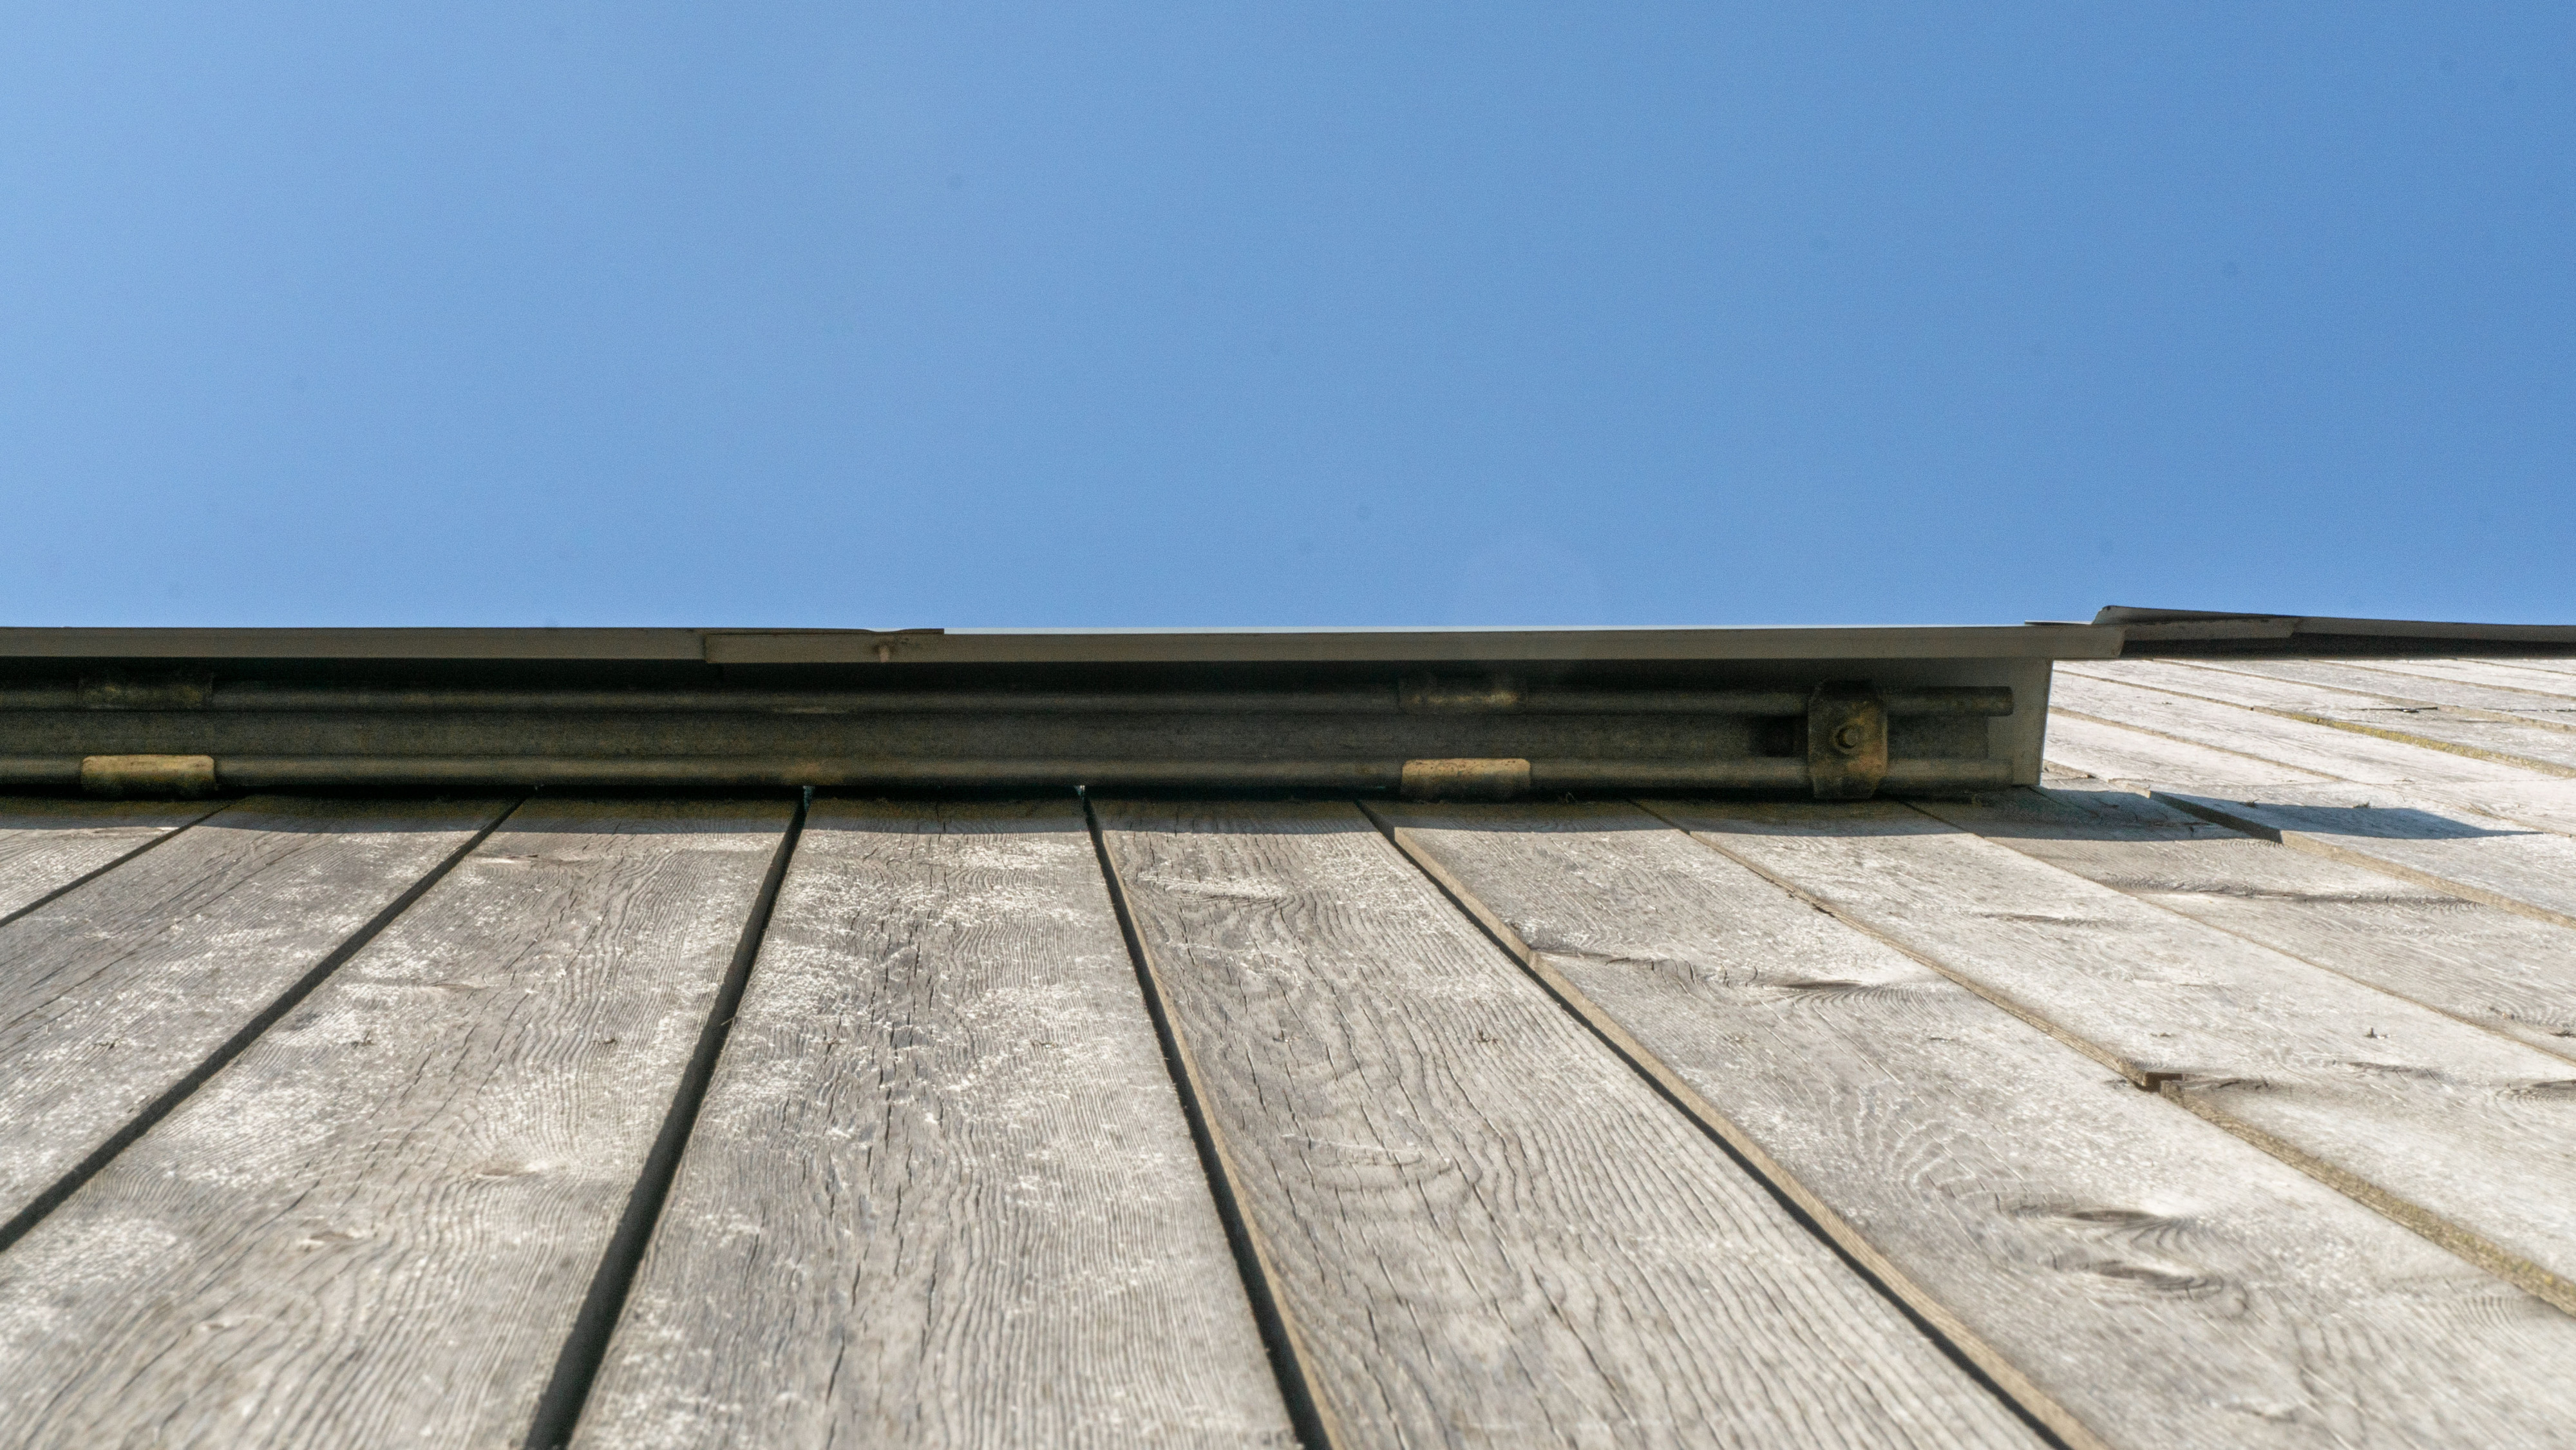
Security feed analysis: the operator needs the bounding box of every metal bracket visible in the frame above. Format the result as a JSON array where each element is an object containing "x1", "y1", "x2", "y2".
[
  {"x1": 1399, "y1": 758, "x2": 1531, "y2": 801},
  {"x1": 1806, "y1": 683, "x2": 1888, "y2": 799},
  {"x1": 80, "y1": 754, "x2": 219, "y2": 798}
]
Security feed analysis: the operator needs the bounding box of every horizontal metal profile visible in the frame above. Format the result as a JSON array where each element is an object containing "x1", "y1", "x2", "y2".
[
  {"x1": 0, "y1": 683, "x2": 2016, "y2": 717},
  {"x1": 0, "y1": 624, "x2": 2099, "y2": 797},
  {"x1": 0, "y1": 754, "x2": 2017, "y2": 792}
]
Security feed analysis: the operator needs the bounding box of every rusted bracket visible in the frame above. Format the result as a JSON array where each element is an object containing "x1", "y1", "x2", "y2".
[
  {"x1": 81, "y1": 754, "x2": 218, "y2": 798},
  {"x1": 1806, "y1": 683, "x2": 1888, "y2": 799},
  {"x1": 1399, "y1": 758, "x2": 1531, "y2": 801}
]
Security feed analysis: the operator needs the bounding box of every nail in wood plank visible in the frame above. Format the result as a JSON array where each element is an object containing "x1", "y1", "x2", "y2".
[
  {"x1": 0, "y1": 797, "x2": 790, "y2": 1450},
  {"x1": 1096, "y1": 799, "x2": 2043, "y2": 1450},
  {"x1": 1379, "y1": 799, "x2": 2576, "y2": 1449},
  {"x1": 572, "y1": 801, "x2": 1293, "y2": 1449},
  {"x1": 0, "y1": 797, "x2": 214, "y2": 922},
  {"x1": 1645, "y1": 799, "x2": 2576, "y2": 1318},
  {"x1": 0, "y1": 795, "x2": 510, "y2": 1232},
  {"x1": 1924, "y1": 787, "x2": 2576, "y2": 1061}
]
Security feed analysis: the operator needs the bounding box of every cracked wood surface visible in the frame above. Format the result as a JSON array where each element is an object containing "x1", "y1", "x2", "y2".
[
  {"x1": 1377, "y1": 799, "x2": 2576, "y2": 1449},
  {"x1": 1645, "y1": 799, "x2": 2576, "y2": 1319},
  {"x1": 573, "y1": 799, "x2": 1291, "y2": 1450},
  {"x1": 1095, "y1": 798, "x2": 2042, "y2": 1450},
  {"x1": 0, "y1": 796, "x2": 509, "y2": 1233},
  {"x1": 1924, "y1": 788, "x2": 2576, "y2": 1062},
  {"x1": 0, "y1": 798, "x2": 790, "y2": 1450}
]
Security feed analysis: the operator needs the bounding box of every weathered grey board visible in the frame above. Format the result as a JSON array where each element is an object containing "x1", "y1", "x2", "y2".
[
  {"x1": 0, "y1": 797, "x2": 791, "y2": 1450},
  {"x1": 573, "y1": 800, "x2": 1291, "y2": 1450},
  {"x1": 2191, "y1": 658, "x2": 2576, "y2": 728},
  {"x1": 2040, "y1": 711, "x2": 2335, "y2": 791},
  {"x1": 1922, "y1": 788, "x2": 2576, "y2": 1061},
  {"x1": 2306, "y1": 656, "x2": 2576, "y2": 700},
  {"x1": 0, "y1": 795, "x2": 509, "y2": 1233},
  {"x1": 0, "y1": 797, "x2": 214, "y2": 922},
  {"x1": 1643, "y1": 800, "x2": 2576, "y2": 1317},
  {"x1": 2065, "y1": 662, "x2": 2576, "y2": 776},
  {"x1": 2424, "y1": 779, "x2": 2576, "y2": 837},
  {"x1": 2151, "y1": 784, "x2": 2576, "y2": 930},
  {"x1": 1096, "y1": 799, "x2": 2040, "y2": 1450},
  {"x1": 1376, "y1": 800, "x2": 2576, "y2": 1449},
  {"x1": 2048, "y1": 671, "x2": 2547, "y2": 785}
]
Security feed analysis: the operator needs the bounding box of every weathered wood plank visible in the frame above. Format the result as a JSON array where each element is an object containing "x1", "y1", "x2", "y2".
[
  {"x1": 1377, "y1": 799, "x2": 2576, "y2": 1449},
  {"x1": 2151, "y1": 783, "x2": 2576, "y2": 930},
  {"x1": 0, "y1": 797, "x2": 214, "y2": 922},
  {"x1": 2049, "y1": 669, "x2": 2548, "y2": 784},
  {"x1": 2298, "y1": 656, "x2": 2576, "y2": 700},
  {"x1": 2041, "y1": 711, "x2": 2335, "y2": 790},
  {"x1": 2066, "y1": 662, "x2": 2576, "y2": 776},
  {"x1": 0, "y1": 797, "x2": 791, "y2": 1450},
  {"x1": 1096, "y1": 799, "x2": 2040, "y2": 1450},
  {"x1": 573, "y1": 800, "x2": 1291, "y2": 1450},
  {"x1": 1644, "y1": 799, "x2": 2576, "y2": 1318},
  {"x1": 1922, "y1": 788, "x2": 2576, "y2": 1061},
  {"x1": 0, "y1": 795, "x2": 511, "y2": 1235},
  {"x1": 2188, "y1": 658, "x2": 2576, "y2": 729}
]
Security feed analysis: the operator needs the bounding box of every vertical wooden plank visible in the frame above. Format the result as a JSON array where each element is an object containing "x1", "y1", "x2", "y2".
[
  {"x1": 1377, "y1": 799, "x2": 2576, "y2": 1449},
  {"x1": 0, "y1": 797, "x2": 214, "y2": 922},
  {"x1": 0, "y1": 798, "x2": 791, "y2": 1450},
  {"x1": 1096, "y1": 799, "x2": 2042, "y2": 1450},
  {"x1": 1922, "y1": 787, "x2": 2576, "y2": 1061},
  {"x1": 2067, "y1": 662, "x2": 2576, "y2": 776},
  {"x1": 1645, "y1": 799, "x2": 2576, "y2": 1319},
  {"x1": 2151, "y1": 784, "x2": 2576, "y2": 929},
  {"x1": 2041, "y1": 711, "x2": 2335, "y2": 791},
  {"x1": 571, "y1": 801, "x2": 1293, "y2": 1449},
  {"x1": 2190, "y1": 658, "x2": 2576, "y2": 727},
  {"x1": 0, "y1": 795, "x2": 511, "y2": 1234},
  {"x1": 2049, "y1": 670, "x2": 2547, "y2": 784}
]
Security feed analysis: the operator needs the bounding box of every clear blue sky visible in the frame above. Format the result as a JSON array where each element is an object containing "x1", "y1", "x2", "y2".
[{"x1": 5, "y1": 5, "x2": 2569, "y2": 629}]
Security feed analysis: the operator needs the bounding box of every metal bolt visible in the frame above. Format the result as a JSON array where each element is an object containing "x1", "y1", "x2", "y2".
[{"x1": 1833, "y1": 722, "x2": 1868, "y2": 752}]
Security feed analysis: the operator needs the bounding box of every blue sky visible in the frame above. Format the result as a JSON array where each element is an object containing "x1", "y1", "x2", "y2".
[{"x1": 4, "y1": 5, "x2": 2569, "y2": 628}]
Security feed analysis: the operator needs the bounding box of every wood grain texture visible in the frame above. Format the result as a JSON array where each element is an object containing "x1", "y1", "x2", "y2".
[
  {"x1": 0, "y1": 797, "x2": 791, "y2": 1450},
  {"x1": 0, "y1": 795, "x2": 510, "y2": 1231},
  {"x1": 572, "y1": 800, "x2": 1292, "y2": 1450},
  {"x1": 2048, "y1": 669, "x2": 2547, "y2": 785},
  {"x1": 1096, "y1": 799, "x2": 2041, "y2": 1450},
  {"x1": 1644, "y1": 799, "x2": 2576, "y2": 1318},
  {"x1": 0, "y1": 797, "x2": 213, "y2": 922},
  {"x1": 2066, "y1": 662, "x2": 2576, "y2": 776},
  {"x1": 1922, "y1": 788, "x2": 2576, "y2": 1061},
  {"x1": 2190, "y1": 658, "x2": 2576, "y2": 729},
  {"x1": 1376, "y1": 800, "x2": 2576, "y2": 1449},
  {"x1": 2150, "y1": 783, "x2": 2576, "y2": 930},
  {"x1": 2040, "y1": 711, "x2": 2334, "y2": 792},
  {"x1": 2301, "y1": 656, "x2": 2576, "y2": 699}
]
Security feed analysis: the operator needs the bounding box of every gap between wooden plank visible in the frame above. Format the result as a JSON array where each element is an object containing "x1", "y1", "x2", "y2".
[
  {"x1": 529, "y1": 791, "x2": 807, "y2": 1450},
  {"x1": 1640, "y1": 799, "x2": 2576, "y2": 1321},
  {"x1": 0, "y1": 797, "x2": 220, "y2": 928},
  {"x1": 0, "y1": 797, "x2": 797, "y2": 1450},
  {"x1": 1922, "y1": 788, "x2": 2576, "y2": 1063},
  {"x1": 2056, "y1": 665, "x2": 2576, "y2": 779},
  {"x1": 2148, "y1": 787, "x2": 2576, "y2": 933},
  {"x1": 1357, "y1": 801, "x2": 2079, "y2": 1450},
  {"x1": 1094, "y1": 798, "x2": 2045, "y2": 1450},
  {"x1": 0, "y1": 796, "x2": 518, "y2": 1252},
  {"x1": 1377, "y1": 799, "x2": 2576, "y2": 1449}
]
